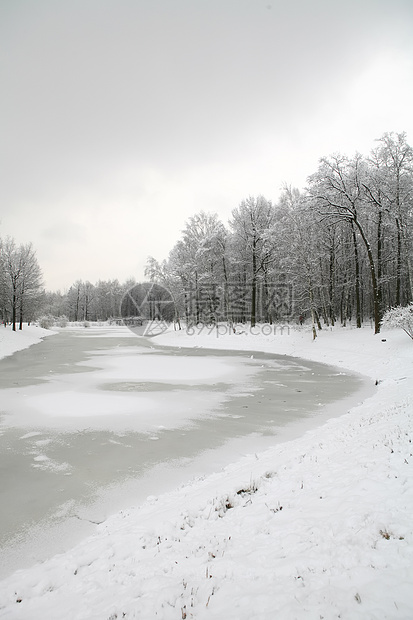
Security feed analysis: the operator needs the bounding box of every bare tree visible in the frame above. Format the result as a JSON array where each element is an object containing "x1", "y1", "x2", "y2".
[
  {"x1": 276, "y1": 188, "x2": 324, "y2": 337},
  {"x1": 1, "y1": 238, "x2": 43, "y2": 330},
  {"x1": 167, "y1": 212, "x2": 228, "y2": 324},
  {"x1": 229, "y1": 196, "x2": 276, "y2": 327},
  {"x1": 18, "y1": 243, "x2": 43, "y2": 329},
  {"x1": 307, "y1": 154, "x2": 382, "y2": 334},
  {"x1": 372, "y1": 132, "x2": 413, "y2": 305}
]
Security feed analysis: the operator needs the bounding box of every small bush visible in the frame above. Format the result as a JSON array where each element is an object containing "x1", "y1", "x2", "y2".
[
  {"x1": 381, "y1": 303, "x2": 413, "y2": 339},
  {"x1": 38, "y1": 315, "x2": 55, "y2": 329},
  {"x1": 57, "y1": 315, "x2": 68, "y2": 328}
]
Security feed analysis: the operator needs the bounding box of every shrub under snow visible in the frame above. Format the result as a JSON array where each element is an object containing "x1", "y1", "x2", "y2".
[
  {"x1": 57, "y1": 315, "x2": 68, "y2": 328},
  {"x1": 38, "y1": 315, "x2": 55, "y2": 329},
  {"x1": 381, "y1": 303, "x2": 413, "y2": 339}
]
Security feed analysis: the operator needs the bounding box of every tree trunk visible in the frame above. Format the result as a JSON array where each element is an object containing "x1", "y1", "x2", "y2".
[
  {"x1": 354, "y1": 219, "x2": 381, "y2": 334},
  {"x1": 222, "y1": 256, "x2": 231, "y2": 325},
  {"x1": 12, "y1": 288, "x2": 17, "y2": 332},
  {"x1": 19, "y1": 289, "x2": 24, "y2": 330},
  {"x1": 351, "y1": 223, "x2": 362, "y2": 329},
  {"x1": 251, "y1": 236, "x2": 257, "y2": 327},
  {"x1": 377, "y1": 210, "x2": 383, "y2": 316},
  {"x1": 329, "y1": 247, "x2": 335, "y2": 326},
  {"x1": 195, "y1": 272, "x2": 200, "y2": 324},
  {"x1": 308, "y1": 279, "x2": 319, "y2": 338},
  {"x1": 395, "y1": 218, "x2": 402, "y2": 306},
  {"x1": 75, "y1": 287, "x2": 80, "y2": 321}
]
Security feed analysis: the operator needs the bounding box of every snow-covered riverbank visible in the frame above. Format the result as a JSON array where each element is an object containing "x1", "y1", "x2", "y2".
[
  {"x1": 0, "y1": 324, "x2": 55, "y2": 361},
  {"x1": 0, "y1": 323, "x2": 412, "y2": 619}
]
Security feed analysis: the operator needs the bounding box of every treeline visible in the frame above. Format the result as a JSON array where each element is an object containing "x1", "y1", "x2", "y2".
[
  {"x1": 0, "y1": 236, "x2": 43, "y2": 330},
  {"x1": 43, "y1": 279, "x2": 137, "y2": 323},
  {"x1": 145, "y1": 132, "x2": 413, "y2": 335},
  {"x1": 0, "y1": 235, "x2": 135, "y2": 328},
  {"x1": 4, "y1": 132, "x2": 411, "y2": 336}
]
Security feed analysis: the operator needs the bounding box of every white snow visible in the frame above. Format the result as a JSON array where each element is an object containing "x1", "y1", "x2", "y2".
[
  {"x1": 1, "y1": 342, "x2": 258, "y2": 432},
  {"x1": 0, "y1": 323, "x2": 412, "y2": 619},
  {"x1": 0, "y1": 324, "x2": 55, "y2": 361}
]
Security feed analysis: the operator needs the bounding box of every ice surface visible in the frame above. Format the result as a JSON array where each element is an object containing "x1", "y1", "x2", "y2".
[{"x1": 0, "y1": 324, "x2": 411, "y2": 619}]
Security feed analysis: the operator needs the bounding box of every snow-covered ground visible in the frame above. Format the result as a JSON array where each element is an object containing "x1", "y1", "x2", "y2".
[
  {"x1": 0, "y1": 324, "x2": 55, "y2": 361},
  {"x1": 0, "y1": 322, "x2": 412, "y2": 619}
]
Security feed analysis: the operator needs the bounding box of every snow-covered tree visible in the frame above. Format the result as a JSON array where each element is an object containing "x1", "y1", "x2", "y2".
[
  {"x1": 276, "y1": 187, "x2": 325, "y2": 337},
  {"x1": 1, "y1": 238, "x2": 43, "y2": 330},
  {"x1": 372, "y1": 132, "x2": 413, "y2": 305},
  {"x1": 381, "y1": 303, "x2": 413, "y2": 339},
  {"x1": 307, "y1": 154, "x2": 382, "y2": 333},
  {"x1": 229, "y1": 196, "x2": 276, "y2": 326},
  {"x1": 166, "y1": 212, "x2": 228, "y2": 324}
]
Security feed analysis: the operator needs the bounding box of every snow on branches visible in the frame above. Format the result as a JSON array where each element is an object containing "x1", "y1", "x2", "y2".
[{"x1": 381, "y1": 303, "x2": 413, "y2": 339}]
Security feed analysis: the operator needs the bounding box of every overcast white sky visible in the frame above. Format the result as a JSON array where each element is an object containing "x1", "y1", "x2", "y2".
[{"x1": 1, "y1": 0, "x2": 413, "y2": 291}]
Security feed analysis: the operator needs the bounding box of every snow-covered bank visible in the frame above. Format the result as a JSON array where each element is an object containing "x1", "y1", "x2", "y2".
[
  {"x1": 0, "y1": 324, "x2": 412, "y2": 619},
  {"x1": 155, "y1": 321, "x2": 408, "y2": 383},
  {"x1": 0, "y1": 324, "x2": 55, "y2": 361}
]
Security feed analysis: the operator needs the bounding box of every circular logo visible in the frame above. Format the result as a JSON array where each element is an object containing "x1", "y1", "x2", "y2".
[{"x1": 120, "y1": 282, "x2": 175, "y2": 337}]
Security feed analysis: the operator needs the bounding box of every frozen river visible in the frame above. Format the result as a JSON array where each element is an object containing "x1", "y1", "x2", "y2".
[{"x1": 0, "y1": 327, "x2": 372, "y2": 578}]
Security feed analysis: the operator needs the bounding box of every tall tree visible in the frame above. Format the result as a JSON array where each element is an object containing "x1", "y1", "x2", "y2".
[
  {"x1": 229, "y1": 196, "x2": 275, "y2": 327},
  {"x1": 0, "y1": 237, "x2": 7, "y2": 321},
  {"x1": 276, "y1": 187, "x2": 324, "y2": 337},
  {"x1": 167, "y1": 212, "x2": 228, "y2": 324},
  {"x1": 1, "y1": 238, "x2": 43, "y2": 330},
  {"x1": 373, "y1": 132, "x2": 413, "y2": 305},
  {"x1": 17, "y1": 243, "x2": 43, "y2": 329},
  {"x1": 308, "y1": 154, "x2": 382, "y2": 334}
]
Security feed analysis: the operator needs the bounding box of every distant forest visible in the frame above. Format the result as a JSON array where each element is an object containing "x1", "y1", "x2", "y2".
[{"x1": 2, "y1": 132, "x2": 412, "y2": 335}]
